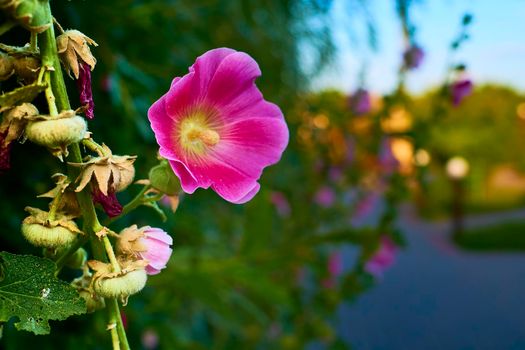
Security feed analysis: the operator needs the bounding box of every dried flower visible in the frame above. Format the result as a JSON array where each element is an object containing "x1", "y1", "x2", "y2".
[
  {"x1": 12, "y1": 55, "x2": 40, "y2": 83},
  {"x1": 117, "y1": 225, "x2": 173, "y2": 275},
  {"x1": 148, "y1": 48, "x2": 289, "y2": 204},
  {"x1": 73, "y1": 144, "x2": 136, "y2": 195},
  {"x1": 348, "y1": 88, "x2": 371, "y2": 115},
  {"x1": 92, "y1": 186, "x2": 123, "y2": 217},
  {"x1": 77, "y1": 62, "x2": 94, "y2": 119},
  {"x1": 0, "y1": 52, "x2": 14, "y2": 81},
  {"x1": 56, "y1": 30, "x2": 98, "y2": 79},
  {"x1": 0, "y1": 102, "x2": 38, "y2": 170}
]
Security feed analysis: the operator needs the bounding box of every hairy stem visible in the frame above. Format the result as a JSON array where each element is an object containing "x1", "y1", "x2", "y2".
[{"x1": 37, "y1": 2, "x2": 130, "y2": 349}]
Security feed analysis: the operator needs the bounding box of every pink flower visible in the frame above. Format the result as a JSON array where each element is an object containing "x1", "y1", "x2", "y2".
[
  {"x1": 378, "y1": 138, "x2": 399, "y2": 175},
  {"x1": 403, "y1": 44, "x2": 425, "y2": 70},
  {"x1": 140, "y1": 227, "x2": 173, "y2": 275},
  {"x1": 142, "y1": 329, "x2": 159, "y2": 349},
  {"x1": 148, "y1": 48, "x2": 289, "y2": 204},
  {"x1": 314, "y1": 186, "x2": 336, "y2": 208},
  {"x1": 450, "y1": 79, "x2": 473, "y2": 106},
  {"x1": 348, "y1": 88, "x2": 371, "y2": 115},
  {"x1": 77, "y1": 62, "x2": 95, "y2": 119},
  {"x1": 364, "y1": 236, "x2": 397, "y2": 278},
  {"x1": 270, "y1": 191, "x2": 291, "y2": 217}
]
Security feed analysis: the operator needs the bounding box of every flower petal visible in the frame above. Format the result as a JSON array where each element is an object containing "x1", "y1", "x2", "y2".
[
  {"x1": 164, "y1": 48, "x2": 237, "y2": 118},
  {"x1": 212, "y1": 116, "x2": 289, "y2": 178},
  {"x1": 205, "y1": 52, "x2": 262, "y2": 117}
]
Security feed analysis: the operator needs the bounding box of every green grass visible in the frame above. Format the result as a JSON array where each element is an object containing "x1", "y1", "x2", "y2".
[{"x1": 455, "y1": 221, "x2": 525, "y2": 251}]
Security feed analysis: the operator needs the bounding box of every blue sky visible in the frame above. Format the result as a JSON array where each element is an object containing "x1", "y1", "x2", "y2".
[{"x1": 313, "y1": 0, "x2": 525, "y2": 94}]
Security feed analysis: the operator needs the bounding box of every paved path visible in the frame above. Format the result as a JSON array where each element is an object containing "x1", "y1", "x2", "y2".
[{"x1": 337, "y1": 205, "x2": 525, "y2": 350}]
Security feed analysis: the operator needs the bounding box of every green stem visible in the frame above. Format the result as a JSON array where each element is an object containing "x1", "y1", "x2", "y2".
[
  {"x1": 46, "y1": 187, "x2": 63, "y2": 221},
  {"x1": 103, "y1": 236, "x2": 121, "y2": 273},
  {"x1": 44, "y1": 70, "x2": 58, "y2": 116},
  {"x1": 109, "y1": 311, "x2": 120, "y2": 350},
  {"x1": 55, "y1": 234, "x2": 89, "y2": 271},
  {"x1": 82, "y1": 138, "x2": 107, "y2": 156},
  {"x1": 37, "y1": 2, "x2": 130, "y2": 348},
  {"x1": 110, "y1": 298, "x2": 130, "y2": 350}
]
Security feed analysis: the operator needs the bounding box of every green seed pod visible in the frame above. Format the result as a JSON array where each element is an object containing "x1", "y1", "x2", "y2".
[
  {"x1": 78, "y1": 289, "x2": 105, "y2": 313},
  {"x1": 93, "y1": 268, "x2": 147, "y2": 299},
  {"x1": 148, "y1": 161, "x2": 181, "y2": 195},
  {"x1": 65, "y1": 247, "x2": 88, "y2": 270},
  {"x1": 25, "y1": 114, "x2": 87, "y2": 150},
  {"x1": 21, "y1": 223, "x2": 78, "y2": 248}
]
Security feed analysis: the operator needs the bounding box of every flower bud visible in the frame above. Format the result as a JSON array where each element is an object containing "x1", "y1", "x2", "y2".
[
  {"x1": 65, "y1": 247, "x2": 88, "y2": 269},
  {"x1": 117, "y1": 225, "x2": 173, "y2": 275},
  {"x1": 93, "y1": 268, "x2": 147, "y2": 299},
  {"x1": 0, "y1": 52, "x2": 14, "y2": 81},
  {"x1": 21, "y1": 223, "x2": 78, "y2": 248},
  {"x1": 78, "y1": 289, "x2": 106, "y2": 313},
  {"x1": 148, "y1": 160, "x2": 181, "y2": 195},
  {"x1": 71, "y1": 268, "x2": 105, "y2": 313},
  {"x1": 25, "y1": 111, "x2": 87, "y2": 158},
  {"x1": 21, "y1": 207, "x2": 83, "y2": 248}
]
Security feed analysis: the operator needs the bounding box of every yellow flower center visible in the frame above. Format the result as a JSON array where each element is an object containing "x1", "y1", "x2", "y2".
[{"x1": 178, "y1": 111, "x2": 220, "y2": 156}]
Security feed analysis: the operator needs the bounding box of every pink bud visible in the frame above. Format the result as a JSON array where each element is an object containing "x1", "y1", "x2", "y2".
[{"x1": 139, "y1": 227, "x2": 173, "y2": 275}]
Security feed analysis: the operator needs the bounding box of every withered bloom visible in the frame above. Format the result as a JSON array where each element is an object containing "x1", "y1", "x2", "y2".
[
  {"x1": 76, "y1": 62, "x2": 94, "y2": 119},
  {"x1": 57, "y1": 30, "x2": 97, "y2": 119},
  {"x1": 71, "y1": 144, "x2": 136, "y2": 217},
  {"x1": 92, "y1": 186, "x2": 123, "y2": 217},
  {"x1": 0, "y1": 103, "x2": 38, "y2": 170}
]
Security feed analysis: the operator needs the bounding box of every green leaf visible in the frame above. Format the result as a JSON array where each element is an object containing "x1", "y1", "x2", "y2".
[
  {"x1": 0, "y1": 252, "x2": 86, "y2": 335},
  {"x1": 0, "y1": 82, "x2": 47, "y2": 111}
]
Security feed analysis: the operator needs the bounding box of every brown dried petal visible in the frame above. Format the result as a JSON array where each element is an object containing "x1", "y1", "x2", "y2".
[{"x1": 57, "y1": 30, "x2": 98, "y2": 79}]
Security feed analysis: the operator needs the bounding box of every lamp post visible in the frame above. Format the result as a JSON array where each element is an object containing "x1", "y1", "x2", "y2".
[{"x1": 446, "y1": 157, "x2": 469, "y2": 236}]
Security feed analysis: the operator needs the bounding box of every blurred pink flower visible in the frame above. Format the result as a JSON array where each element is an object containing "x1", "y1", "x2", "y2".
[
  {"x1": 142, "y1": 329, "x2": 160, "y2": 349},
  {"x1": 352, "y1": 190, "x2": 382, "y2": 225},
  {"x1": 450, "y1": 79, "x2": 473, "y2": 106},
  {"x1": 148, "y1": 48, "x2": 289, "y2": 204},
  {"x1": 364, "y1": 236, "x2": 397, "y2": 278},
  {"x1": 322, "y1": 251, "x2": 343, "y2": 288},
  {"x1": 403, "y1": 44, "x2": 425, "y2": 70},
  {"x1": 140, "y1": 227, "x2": 173, "y2": 275},
  {"x1": 348, "y1": 88, "x2": 371, "y2": 115},
  {"x1": 379, "y1": 138, "x2": 399, "y2": 175},
  {"x1": 314, "y1": 186, "x2": 336, "y2": 208},
  {"x1": 328, "y1": 167, "x2": 343, "y2": 183},
  {"x1": 270, "y1": 191, "x2": 291, "y2": 217}
]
